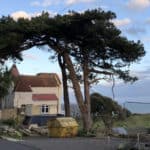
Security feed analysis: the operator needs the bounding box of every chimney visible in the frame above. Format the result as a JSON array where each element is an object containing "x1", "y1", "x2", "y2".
[{"x1": 10, "y1": 64, "x2": 20, "y2": 77}]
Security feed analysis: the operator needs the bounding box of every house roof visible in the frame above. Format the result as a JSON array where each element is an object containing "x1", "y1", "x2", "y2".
[
  {"x1": 15, "y1": 77, "x2": 32, "y2": 92},
  {"x1": 11, "y1": 65, "x2": 61, "y2": 92},
  {"x1": 32, "y1": 94, "x2": 58, "y2": 101}
]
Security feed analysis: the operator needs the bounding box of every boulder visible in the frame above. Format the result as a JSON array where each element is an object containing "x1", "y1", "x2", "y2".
[
  {"x1": 19, "y1": 128, "x2": 32, "y2": 136},
  {"x1": 28, "y1": 124, "x2": 38, "y2": 130},
  {"x1": 112, "y1": 127, "x2": 128, "y2": 136},
  {"x1": 0, "y1": 125, "x2": 9, "y2": 133}
]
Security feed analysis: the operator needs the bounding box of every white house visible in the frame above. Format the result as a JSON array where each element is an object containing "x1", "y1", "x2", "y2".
[{"x1": 1, "y1": 65, "x2": 62, "y2": 116}]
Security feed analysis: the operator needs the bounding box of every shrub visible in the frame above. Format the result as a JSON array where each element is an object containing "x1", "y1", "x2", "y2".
[
  {"x1": 78, "y1": 128, "x2": 96, "y2": 137},
  {"x1": 2, "y1": 119, "x2": 16, "y2": 127}
]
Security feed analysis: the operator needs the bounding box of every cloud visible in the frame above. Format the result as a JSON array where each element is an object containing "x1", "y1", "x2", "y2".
[
  {"x1": 66, "y1": 0, "x2": 95, "y2": 5},
  {"x1": 131, "y1": 69, "x2": 150, "y2": 80},
  {"x1": 126, "y1": 26, "x2": 146, "y2": 35},
  {"x1": 11, "y1": 11, "x2": 31, "y2": 20},
  {"x1": 91, "y1": 68, "x2": 150, "y2": 105},
  {"x1": 68, "y1": 68, "x2": 150, "y2": 105},
  {"x1": 31, "y1": 0, "x2": 52, "y2": 7},
  {"x1": 112, "y1": 18, "x2": 131, "y2": 27},
  {"x1": 127, "y1": 0, "x2": 150, "y2": 10},
  {"x1": 23, "y1": 53, "x2": 39, "y2": 60},
  {"x1": 11, "y1": 11, "x2": 57, "y2": 21},
  {"x1": 31, "y1": 0, "x2": 96, "y2": 7},
  {"x1": 30, "y1": 1, "x2": 41, "y2": 6},
  {"x1": 137, "y1": 68, "x2": 150, "y2": 80},
  {"x1": 145, "y1": 18, "x2": 150, "y2": 24},
  {"x1": 143, "y1": 37, "x2": 150, "y2": 42},
  {"x1": 94, "y1": 68, "x2": 150, "y2": 88}
]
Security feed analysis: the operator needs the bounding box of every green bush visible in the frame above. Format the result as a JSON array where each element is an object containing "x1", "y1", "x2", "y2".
[
  {"x1": 78, "y1": 128, "x2": 96, "y2": 137},
  {"x1": 8, "y1": 130, "x2": 22, "y2": 139},
  {"x1": 2, "y1": 119, "x2": 16, "y2": 127}
]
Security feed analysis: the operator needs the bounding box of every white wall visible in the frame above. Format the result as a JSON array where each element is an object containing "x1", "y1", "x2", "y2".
[
  {"x1": 14, "y1": 92, "x2": 32, "y2": 108},
  {"x1": 33, "y1": 100, "x2": 57, "y2": 105},
  {"x1": 31, "y1": 86, "x2": 62, "y2": 113},
  {"x1": 25, "y1": 104, "x2": 58, "y2": 116},
  {"x1": 31, "y1": 87, "x2": 60, "y2": 97},
  {"x1": 11, "y1": 85, "x2": 62, "y2": 114}
]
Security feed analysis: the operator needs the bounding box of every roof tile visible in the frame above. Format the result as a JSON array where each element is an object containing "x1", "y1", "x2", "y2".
[
  {"x1": 11, "y1": 65, "x2": 61, "y2": 92},
  {"x1": 32, "y1": 94, "x2": 58, "y2": 101}
]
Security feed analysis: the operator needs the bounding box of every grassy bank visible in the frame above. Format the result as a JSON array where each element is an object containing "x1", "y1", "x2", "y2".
[
  {"x1": 90, "y1": 114, "x2": 150, "y2": 134},
  {"x1": 114, "y1": 114, "x2": 150, "y2": 128}
]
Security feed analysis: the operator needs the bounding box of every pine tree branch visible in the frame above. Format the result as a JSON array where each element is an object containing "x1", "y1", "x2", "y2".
[{"x1": 90, "y1": 68, "x2": 113, "y2": 75}]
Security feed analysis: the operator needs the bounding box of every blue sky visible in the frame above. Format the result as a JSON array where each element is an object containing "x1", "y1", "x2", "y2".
[{"x1": 1, "y1": 0, "x2": 150, "y2": 105}]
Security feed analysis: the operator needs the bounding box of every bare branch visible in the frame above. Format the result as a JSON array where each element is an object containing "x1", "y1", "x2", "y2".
[{"x1": 89, "y1": 77, "x2": 109, "y2": 84}]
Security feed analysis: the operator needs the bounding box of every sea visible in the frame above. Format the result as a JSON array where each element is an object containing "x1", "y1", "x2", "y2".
[{"x1": 123, "y1": 102, "x2": 150, "y2": 114}]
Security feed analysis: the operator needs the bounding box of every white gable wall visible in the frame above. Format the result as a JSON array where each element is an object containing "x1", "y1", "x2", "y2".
[
  {"x1": 31, "y1": 86, "x2": 62, "y2": 113},
  {"x1": 13, "y1": 86, "x2": 62, "y2": 114},
  {"x1": 31, "y1": 87, "x2": 60, "y2": 97},
  {"x1": 14, "y1": 92, "x2": 32, "y2": 108}
]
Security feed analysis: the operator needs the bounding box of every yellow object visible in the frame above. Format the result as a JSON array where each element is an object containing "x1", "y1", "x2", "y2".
[{"x1": 47, "y1": 117, "x2": 79, "y2": 137}]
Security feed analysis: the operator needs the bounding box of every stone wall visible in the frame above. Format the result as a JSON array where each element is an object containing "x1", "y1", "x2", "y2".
[{"x1": 0, "y1": 108, "x2": 17, "y2": 120}]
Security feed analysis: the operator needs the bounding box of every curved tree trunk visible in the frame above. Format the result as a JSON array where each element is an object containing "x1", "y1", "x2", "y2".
[
  {"x1": 83, "y1": 57, "x2": 92, "y2": 130},
  {"x1": 62, "y1": 52, "x2": 92, "y2": 131},
  {"x1": 47, "y1": 43, "x2": 92, "y2": 131},
  {"x1": 58, "y1": 54, "x2": 70, "y2": 117}
]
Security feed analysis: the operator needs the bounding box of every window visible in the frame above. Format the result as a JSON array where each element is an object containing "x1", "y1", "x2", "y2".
[
  {"x1": 21, "y1": 104, "x2": 26, "y2": 114},
  {"x1": 41, "y1": 105, "x2": 49, "y2": 114}
]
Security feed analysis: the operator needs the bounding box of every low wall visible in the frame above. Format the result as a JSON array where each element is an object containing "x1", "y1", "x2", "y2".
[{"x1": 0, "y1": 108, "x2": 17, "y2": 120}]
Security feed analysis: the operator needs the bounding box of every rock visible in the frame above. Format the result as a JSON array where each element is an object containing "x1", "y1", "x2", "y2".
[
  {"x1": 112, "y1": 127, "x2": 128, "y2": 136},
  {"x1": 30, "y1": 126, "x2": 48, "y2": 136},
  {"x1": 39, "y1": 128, "x2": 48, "y2": 135},
  {"x1": 30, "y1": 127, "x2": 40, "y2": 133},
  {"x1": 117, "y1": 142, "x2": 137, "y2": 150},
  {"x1": 118, "y1": 143, "x2": 125, "y2": 150},
  {"x1": 0, "y1": 125, "x2": 9, "y2": 133},
  {"x1": 19, "y1": 128, "x2": 31, "y2": 136},
  {"x1": 28, "y1": 124, "x2": 38, "y2": 130},
  {"x1": 7, "y1": 128, "x2": 15, "y2": 133}
]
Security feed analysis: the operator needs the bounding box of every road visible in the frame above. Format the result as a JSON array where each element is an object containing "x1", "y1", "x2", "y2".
[
  {"x1": 20, "y1": 137, "x2": 132, "y2": 150},
  {"x1": 0, "y1": 139, "x2": 38, "y2": 150},
  {"x1": 1, "y1": 137, "x2": 140, "y2": 150}
]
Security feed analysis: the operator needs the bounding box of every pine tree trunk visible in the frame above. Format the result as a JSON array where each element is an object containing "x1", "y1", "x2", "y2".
[
  {"x1": 83, "y1": 57, "x2": 92, "y2": 130},
  {"x1": 63, "y1": 52, "x2": 92, "y2": 131},
  {"x1": 58, "y1": 54, "x2": 70, "y2": 117},
  {"x1": 63, "y1": 74, "x2": 70, "y2": 117},
  {"x1": 48, "y1": 44, "x2": 92, "y2": 131}
]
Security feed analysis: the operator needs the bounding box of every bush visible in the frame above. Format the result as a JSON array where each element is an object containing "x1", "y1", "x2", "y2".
[
  {"x1": 8, "y1": 130, "x2": 22, "y2": 139},
  {"x1": 2, "y1": 119, "x2": 16, "y2": 127},
  {"x1": 91, "y1": 93, "x2": 132, "y2": 134},
  {"x1": 78, "y1": 128, "x2": 96, "y2": 137}
]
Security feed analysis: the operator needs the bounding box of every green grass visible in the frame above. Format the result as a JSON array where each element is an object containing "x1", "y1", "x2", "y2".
[
  {"x1": 114, "y1": 114, "x2": 150, "y2": 128},
  {"x1": 91, "y1": 114, "x2": 150, "y2": 132},
  {"x1": 92, "y1": 120, "x2": 105, "y2": 130},
  {"x1": 75, "y1": 114, "x2": 150, "y2": 137}
]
